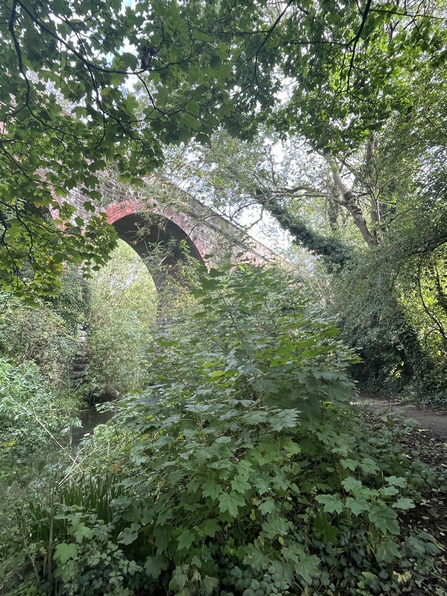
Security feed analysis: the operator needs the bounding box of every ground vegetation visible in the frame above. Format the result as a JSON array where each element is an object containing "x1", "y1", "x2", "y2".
[
  {"x1": 2, "y1": 264, "x2": 447, "y2": 595},
  {"x1": 83, "y1": 240, "x2": 157, "y2": 402}
]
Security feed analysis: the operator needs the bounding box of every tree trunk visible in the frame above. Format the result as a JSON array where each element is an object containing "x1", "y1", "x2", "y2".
[
  {"x1": 257, "y1": 192, "x2": 352, "y2": 269},
  {"x1": 365, "y1": 132, "x2": 383, "y2": 242},
  {"x1": 332, "y1": 169, "x2": 378, "y2": 247}
]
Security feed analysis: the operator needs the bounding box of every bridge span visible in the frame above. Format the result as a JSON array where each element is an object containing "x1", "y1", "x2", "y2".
[{"x1": 62, "y1": 174, "x2": 276, "y2": 280}]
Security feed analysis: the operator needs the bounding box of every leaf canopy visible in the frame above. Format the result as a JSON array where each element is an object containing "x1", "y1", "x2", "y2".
[{"x1": 2, "y1": 0, "x2": 446, "y2": 296}]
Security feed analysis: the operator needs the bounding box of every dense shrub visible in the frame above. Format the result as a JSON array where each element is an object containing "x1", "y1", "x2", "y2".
[
  {"x1": 0, "y1": 357, "x2": 81, "y2": 592},
  {"x1": 2, "y1": 265, "x2": 444, "y2": 595},
  {"x1": 83, "y1": 240, "x2": 157, "y2": 402},
  {"x1": 0, "y1": 292, "x2": 79, "y2": 390}
]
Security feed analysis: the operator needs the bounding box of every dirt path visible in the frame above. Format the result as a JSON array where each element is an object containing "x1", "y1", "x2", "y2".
[{"x1": 355, "y1": 394, "x2": 447, "y2": 440}]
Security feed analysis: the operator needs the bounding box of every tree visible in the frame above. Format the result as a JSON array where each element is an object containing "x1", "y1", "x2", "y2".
[
  {"x1": 85, "y1": 240, "x2": 157, "y2": 401},
  {"x1": 0, "y1": 0, "x2": 233, "y2": 297},
  {"x1": 0, "y1": 264, "x2": 90, "y2": 389},
  {"x1": 144, "y1": 111, "x2": 447, "y2": 394},
  {"x1": 2, "y1": 0, "x2": 445, "y2": 297}
]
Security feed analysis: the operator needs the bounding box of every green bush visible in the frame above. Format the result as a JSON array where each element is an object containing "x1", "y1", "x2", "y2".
[
  {"x1": 0, "y1": 358, "x2": 82, "y2": 593},
  {"x1": 107, "y1": 265, "x2": 440, "y2": 595},
  {"x1": 0, "y1": 358, "x2": 79, "y2": 470},
  {"x1": 84, "y1": 240, "x2": 157, "y2": 402},
  {"x1": 325, "y1": 252, "x2": 433, "y2": 395},
  {"x1": 3, "y1": 265, "x2": 444, "y2": 595},
  {"x1": 0, "y1": 292, "x2": 79, "y2": 390}
]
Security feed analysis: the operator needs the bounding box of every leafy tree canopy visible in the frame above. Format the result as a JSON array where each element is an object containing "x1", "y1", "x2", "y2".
[{"x1": 1, "y1": 0, "x2": 445, "y2": 297}]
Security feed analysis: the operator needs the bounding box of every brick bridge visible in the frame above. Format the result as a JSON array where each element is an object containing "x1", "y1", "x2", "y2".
[{"x1": 64, "y1": 175, "x2": 276, "y2": 291}]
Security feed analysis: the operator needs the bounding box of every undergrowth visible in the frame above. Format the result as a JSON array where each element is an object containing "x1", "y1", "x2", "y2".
[{"x1": 1, "y1": 264, "x2": 445, "y2": 595}]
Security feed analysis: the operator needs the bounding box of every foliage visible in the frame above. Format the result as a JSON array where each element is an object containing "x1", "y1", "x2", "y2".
[
  {"x1": 150, "y1": 129, "x2": 356, "y2": 262},
  {"x1": 0, "y1": 358, "x2": 78, "y2": 471},
  {"x1": 0, "y1": 270, "x2": 92, "y2": 589},
  {"x1": 0, "y1": 467, "x2": 137, "y2": 596},
  {"x1": 0, "y1": 263, "x2": 92, "y2": 392},
  {"x1": 0, "y1": 356, "x2": 82, "y2": 592},
  {"x1": 50, "y1": 265, "x2": 92, "y2": 334},
  {"x1": 318, "y1": 172, "x2": 447, "y2": 398},
  {"x1": 2, "y1": 0, "x2": 447, "y2": 296},
  {"x1": 322, "y1": 253, "x2": 429, "y2": 394},
  {"x1": 398, "y1": 247, "x2": 447, "y2": 399},
  {"x1": 109, "y1": 265, "x2": 443, "y2": 595},
  {"x1": 143, "y1": 120, "x2": 443, "y2": 394},
  {"x1": 5, "y1": 264, "x2": 445, "y2": 595},
  {"x1": 0, "y1": 291, "x2": 79, "y2": 390},
  {"x1": 0, "y1": 0, "x2": 238, "y2": 295},
  {"x1": 378, "y1": 205, "x2": 447, "y2": 399},
  {"x1": 83, "y1": 240, "x2": 157, "y2": 402}
]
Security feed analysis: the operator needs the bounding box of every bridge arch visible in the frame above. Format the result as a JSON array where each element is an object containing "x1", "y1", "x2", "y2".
[
  {"x1": 59, "y1": 177, "x2": 276, "y2": 278},
  {"x1": 104, "y1": 198, "x2": 213, "y2": 300},
  {"x1": 106, "y1": 198, "x2": 209, "y2": 264}
]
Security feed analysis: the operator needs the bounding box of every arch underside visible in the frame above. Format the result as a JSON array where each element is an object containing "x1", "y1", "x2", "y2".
[{"x1": 112, "y1": 212, "x2": 204, "y2": 270}]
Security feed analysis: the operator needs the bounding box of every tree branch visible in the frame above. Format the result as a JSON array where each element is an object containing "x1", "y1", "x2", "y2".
[{"x1": 346, "y1": 0, "x2": 373, "y2": 90}]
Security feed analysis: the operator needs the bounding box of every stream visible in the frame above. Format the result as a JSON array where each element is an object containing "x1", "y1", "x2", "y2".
[{"x1": 72, "y1": 406, "x2": 114, "y2": 446}]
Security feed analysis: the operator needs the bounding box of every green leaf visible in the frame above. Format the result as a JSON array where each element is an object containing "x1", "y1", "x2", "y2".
[
  {"x1": 261, "y1": 514, "x2": 292, "y2": 539},
  {"x1": 54, "y1": 542, "x2": 77, "y2": 565},
  {"x1": 169, "y1": 568, "x2": 189, "y2": 591},
  {"x1": 269, "y1": 409, "x2": 300, "y2": 431},
  {"x1": 393, "y1": 497, "x2": 415, "y2": 510},
  {"x1": 295, "y1": 554, "x2": 321, "y2": 584},
  {"x1": 405, "y1": 536, "x2": 428, "y2": 557},
  {"x1": 73, "y1": 523, "x2": 92, "y2": 543},
  {"x1": 369, "y1": 502, "x2": 400, "y2": 535},
  {"x1": 218, "y1": 491, "x2": 245, "y2": 518},
  {"x1": 231, "y1": 473, "x2": 251, "y2": 494},
  {"x1": 341, "y1": 477, "x2": 363, "y2": 494},
  {"x1": 203, "y1": 519, "x2": 220, "y2": 538},
  {"x1": 376, "y1": 539, "x2": 401, "y2": 563},
  {"x1": 154, "y1": 526, "x2": 170, "y2": 553},
  {"x1": 192, "y1": 30, "x2": 214, "y2": 42},
  {"x1": 202, "y1": 479, "x2": 222, "y2": 500},
  {"x1": 315, "y1": 494, "x2": 344, "y2": 514},
  {"x1": 119, "y1": 526, "x2": 139, "y2": 545},
  {"x1": 119, "y1": 52, "x2": 138, "y2": 70},
  {"x1": 177, "y1": 529, "x2": 196, "y2": 551},
  {"x1": 258, "y1": 499, "x2": 277, "y2": 515},
  {"x1": 144, "y1": 555, "x2": 168, "y2": 579},
  {"x1": 340, "y1": 458, "x2": 359, "y2": 471},
  {"x1": 380, "y1": 485, "x2": 399, "y2": 497},
  {"x1": 253, "y1": 476, "x2": 271, "y2": 495},
  {"x1": 281, "y1": 437, "x2": 301, "y2": 456},
  {"x1": 313, "y1": 511, "x2": 338, "y2": 542},
  {"x1": 201, "y1": 576, "x2": 219, "y2": 596},
  {"x1": 345, "y1": 496, "x2": 368, "y2": 516},
  {"x1": 359, "y1": 457, "x2": 379, "y2": 475},
  {"x1": 83, "y1": 201, "x2": 96, "y2": 212},
  {"x1": 386, "y1": 476, "x2": 407, "y2": 488}
]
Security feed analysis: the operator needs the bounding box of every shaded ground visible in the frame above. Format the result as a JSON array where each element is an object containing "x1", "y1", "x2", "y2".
[
  {"x1": 356, "y1": 393, "x2": 447, "y2": 439},
  {"x1": 356, "y1": 393, "x2": 447, "y2": 593}
]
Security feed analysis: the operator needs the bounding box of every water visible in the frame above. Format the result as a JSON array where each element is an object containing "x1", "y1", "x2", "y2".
[{"x1": 72, "y1": 407, "x2": 114, "y2": 445}]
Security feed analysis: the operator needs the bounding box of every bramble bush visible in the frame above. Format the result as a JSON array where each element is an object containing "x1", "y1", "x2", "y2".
[{"x1": 3, "y1": 264, "x2": 445, "y2": 595}]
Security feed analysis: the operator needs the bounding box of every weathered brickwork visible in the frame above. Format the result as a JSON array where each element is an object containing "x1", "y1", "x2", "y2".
[{"x1": 61, "y1": 175, "x2": 276, "y2": 267}]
